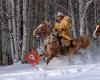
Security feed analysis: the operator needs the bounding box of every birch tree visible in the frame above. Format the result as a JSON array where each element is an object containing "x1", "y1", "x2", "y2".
[
  {"x1": 0, "y1": 0, "x2": 10, "y2": 65},
  {"x1": 79, "y1": 0, "x2": 93, "y2": 36},
  {"x1": 15, "y1": 0, "x2": 23, "y2": 60},
  {"x1": 22, "y1": 0, "x2": 29, "y2": 57},
  {"x1": 7, "y1": 0, "x2": 14, "y2": 63},
  {"x1": 10, "y1": 0, "x2": 20, "y2": 62},
  {"x1": 68, "y1": 0, "x2": 77, "y2": 38}
]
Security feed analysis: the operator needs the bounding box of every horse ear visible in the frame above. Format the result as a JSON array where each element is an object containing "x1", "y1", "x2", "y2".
[{"x1": 44, "y1": 19, "x2": 51, "y2": 25}]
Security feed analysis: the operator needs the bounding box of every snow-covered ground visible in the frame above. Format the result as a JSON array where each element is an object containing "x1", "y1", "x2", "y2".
[
  {"x1": 0, "y1": 45, "x2": 100, "y2": 80},
  {"x1": 0, "y1": 61, "x2": 100, "y2": 80}
]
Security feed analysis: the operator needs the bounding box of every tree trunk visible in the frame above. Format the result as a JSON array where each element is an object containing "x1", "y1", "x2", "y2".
[
  {"x1": 69, "y1": 0, "x2": 76, "y2": 38},
  {"x1": 22, "y1": 0, "x2": 29, "y2": 57},
  {"x1": 11, "y1": 0, "x2": 19, "y2": 62}
]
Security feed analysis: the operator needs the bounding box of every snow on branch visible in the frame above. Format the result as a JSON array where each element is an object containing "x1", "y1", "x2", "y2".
[
  {"x1": 48, "y1": 0, "x2": 67, "y2": 13},
  {"x1": 82, "y1": 0, "x2": 94, "y2": 18}
]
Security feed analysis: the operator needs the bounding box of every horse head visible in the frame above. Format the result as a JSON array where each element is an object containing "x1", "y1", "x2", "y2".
[{"x1": 33, "y1": 22, "x2": 51, "y2": 38}]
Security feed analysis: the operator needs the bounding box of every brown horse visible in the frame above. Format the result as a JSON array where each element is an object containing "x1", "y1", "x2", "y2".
[
  {"x1": 33, "y1": 22, "x2": 89, "y2": 65},
  {"x1": 93, "y1": 24, "x2": 100, "y2": 39}
]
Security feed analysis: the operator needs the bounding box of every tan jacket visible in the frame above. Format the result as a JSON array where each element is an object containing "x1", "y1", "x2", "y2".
[{"x1": 54, "y1": 16, "x2": 72, "y2": 46}]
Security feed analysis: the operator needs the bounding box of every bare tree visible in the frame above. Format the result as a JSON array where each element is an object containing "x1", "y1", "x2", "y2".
[{"x1": 22, "y1": 0, "x2": 29, "y2": 57}]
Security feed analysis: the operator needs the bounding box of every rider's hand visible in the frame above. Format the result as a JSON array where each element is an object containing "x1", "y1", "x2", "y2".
[{"x1": 52, "y1": 29, "x2": 59, "y2": 37}]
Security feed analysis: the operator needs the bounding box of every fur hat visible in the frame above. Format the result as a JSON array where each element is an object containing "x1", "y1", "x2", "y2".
[{"x1": 56, "y1": 12, "x2": 64, "y2": 17}]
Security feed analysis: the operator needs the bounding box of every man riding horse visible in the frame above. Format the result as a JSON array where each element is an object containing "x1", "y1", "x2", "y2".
[
  {"x1": 32, "y1": 12, "x2": 89, "y2": 65},
  {"x1": 53, "y1": 12, "x2": 73, "y2": 55}
]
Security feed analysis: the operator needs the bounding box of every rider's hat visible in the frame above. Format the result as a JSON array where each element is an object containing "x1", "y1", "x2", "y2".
[{"x1": 56, "y1": 12, "x2": 64, "y2": 17}]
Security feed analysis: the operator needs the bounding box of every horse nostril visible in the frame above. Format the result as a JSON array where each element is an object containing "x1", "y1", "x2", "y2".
[{"x1": 37, "y1": 32, "x2": 40, "y2": 35}]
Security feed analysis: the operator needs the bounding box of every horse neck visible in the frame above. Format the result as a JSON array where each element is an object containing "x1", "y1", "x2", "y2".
[
  {"x1": 42, "y1": 32, "x2": 51, "y2": 40},
  {"x1": 43, "y1": 24, "x2": 52, "y2": 39},
  {"x1": 38, "y1": 22, "x2": 52, "y2": 40}
]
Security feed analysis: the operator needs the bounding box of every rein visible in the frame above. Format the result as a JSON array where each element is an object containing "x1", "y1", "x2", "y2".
[
  {"x1": 43, "y1": 23, "x2": 58, "y2": 45},
  {"x1": 44, "y1": 23, "x2": 58, "y2": 37}
]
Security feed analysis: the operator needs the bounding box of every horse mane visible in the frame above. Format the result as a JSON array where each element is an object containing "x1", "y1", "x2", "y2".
[{"x1": 41, "y1": 20, "x2": 50, "y2": 26}]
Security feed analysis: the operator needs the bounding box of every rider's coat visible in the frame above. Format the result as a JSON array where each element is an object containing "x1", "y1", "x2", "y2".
[{"x1": 54, "y1": 16, "x2": 73, "y2": 46}]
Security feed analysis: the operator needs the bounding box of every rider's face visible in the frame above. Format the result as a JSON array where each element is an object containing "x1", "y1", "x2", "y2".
[{"x1": 56, "y1": 16, "x2": 63, "y2": 22}]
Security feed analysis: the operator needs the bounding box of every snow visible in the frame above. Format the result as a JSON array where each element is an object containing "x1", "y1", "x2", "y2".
[
  {"x1": 0, "y1": 46, "x2": 100, "y2": 80},
  {"x1": 0, "y1": 60, "x2": 100, "y2": 80}
]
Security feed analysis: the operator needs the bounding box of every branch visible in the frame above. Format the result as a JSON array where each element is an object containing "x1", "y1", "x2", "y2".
[
  {"x1": 48, "y1": 0, "x2": 67, "y2": 13},
  {"x1": 82, "y1": 0, "x2": 94, "y2": 18}
]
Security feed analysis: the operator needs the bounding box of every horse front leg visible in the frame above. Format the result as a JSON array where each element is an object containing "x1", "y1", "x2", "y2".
[{"x1": 46, "y1": 52, "x2": 58, "y2": 65}]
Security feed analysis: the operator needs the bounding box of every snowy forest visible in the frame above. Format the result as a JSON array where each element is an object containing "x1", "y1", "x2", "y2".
[{"x1": 0, "y1": 0, "x2": 100, "y2": 66}]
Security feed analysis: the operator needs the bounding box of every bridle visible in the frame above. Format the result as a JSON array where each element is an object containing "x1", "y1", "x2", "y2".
[
  {"x1": 42, "y1": 23, "x2": 59, "y2": 45},
  {"x1": 43, "y1": 22, "x2": 58, "y2": 37}
]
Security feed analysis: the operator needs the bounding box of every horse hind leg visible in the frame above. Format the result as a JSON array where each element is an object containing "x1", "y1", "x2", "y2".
[{"x1": 65, "y1": 47, "x2": 77, "y2": 59}]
